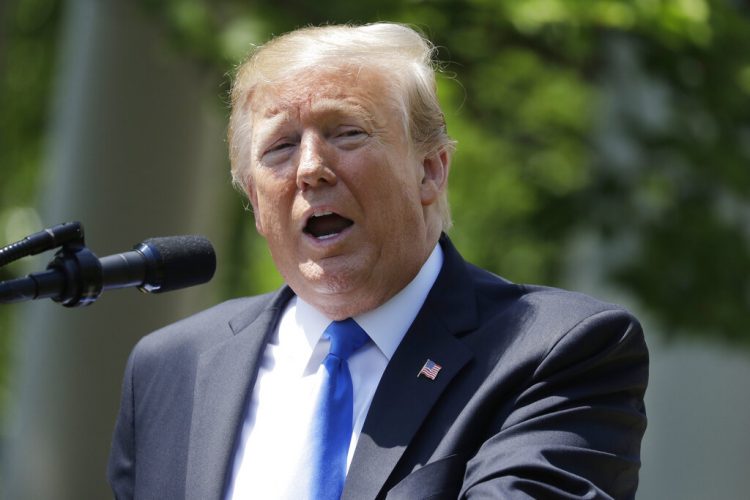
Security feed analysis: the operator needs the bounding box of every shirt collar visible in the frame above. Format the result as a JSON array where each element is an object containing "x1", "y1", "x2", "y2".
[{"x1": 295, "y1": 242, "x2": 444, "y2": 361}]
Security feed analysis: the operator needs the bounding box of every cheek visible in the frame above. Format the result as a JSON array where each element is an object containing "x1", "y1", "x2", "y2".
[
  {"x1": 253, "y1": 168, "x2": 293, "y2": 202},
  {"x1": 242, "y1": 178, "x2": 264, "y2": 235},
  {"x1": 253, "y1": 176, "x2": 297, "y2": 231}
]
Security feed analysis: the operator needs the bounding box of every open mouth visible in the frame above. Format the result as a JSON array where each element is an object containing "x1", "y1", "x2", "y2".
[{"x1": 304, "y1": 212, "x2": 354, "y2": 240}]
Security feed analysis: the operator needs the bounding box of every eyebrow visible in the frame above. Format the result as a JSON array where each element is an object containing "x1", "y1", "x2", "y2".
[
  {"x1": 309, "y1": 97, "x2": 378, "y2": 127},
  {"x1": 251, "y1": 115, "x2": 290, "y2": 158},
  {"x1": 259, "y1": 101, "x2": 381, "y2": 141}
]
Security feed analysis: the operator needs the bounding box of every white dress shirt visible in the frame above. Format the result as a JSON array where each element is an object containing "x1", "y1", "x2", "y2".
[{"x1": 224, "y1": 244, "x2": 444, "y2": 499}]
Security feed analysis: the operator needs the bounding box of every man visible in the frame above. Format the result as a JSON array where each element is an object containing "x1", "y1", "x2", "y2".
[{"x1": 108, "y1": 23, "x2": 648, "y2": 499}]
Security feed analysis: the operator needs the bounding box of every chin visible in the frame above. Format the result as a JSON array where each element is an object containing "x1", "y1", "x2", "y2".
[
  {"x1": 298, "y1": 257, "x2": 363, "y2": 291},
  {"x1": 292, "y1": 270, "x2": 380, "y2": 319},
  {"x1": 306, "y1": 272, "x2": 363, "y2": 301}
]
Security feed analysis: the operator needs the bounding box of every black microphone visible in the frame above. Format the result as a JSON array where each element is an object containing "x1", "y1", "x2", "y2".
[
  {"x1": 100, "y1": 236, "x2": 216, "y2": 293},
  {"x1": 0, "y1": 235, "x2": 216, "y2": 306}
]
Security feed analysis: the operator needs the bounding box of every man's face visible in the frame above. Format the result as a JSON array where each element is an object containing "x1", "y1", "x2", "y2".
[{"x1": 243, "y1": 67, "x2": 444, "y2": 319}]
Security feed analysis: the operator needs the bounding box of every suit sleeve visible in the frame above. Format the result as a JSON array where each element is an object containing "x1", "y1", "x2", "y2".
[
  {"x1": 460, "y1": 308, "x2": 649, "y2": 500},
  {"x1": 107, "y1": 348, "x2": 137, "y2": 500}
]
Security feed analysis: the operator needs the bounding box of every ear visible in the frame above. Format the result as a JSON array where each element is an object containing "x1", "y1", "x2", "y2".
[{"x1": 419, "y1": 147, "x2": 450, "y2": 206}]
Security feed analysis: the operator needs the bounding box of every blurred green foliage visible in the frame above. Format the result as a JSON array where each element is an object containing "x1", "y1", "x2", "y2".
[
  {"x1": 1, "y1": 0, "x2": 749, "y2": 379},
  {"x1": 0, "y1": 0, "x2": 63, "y2": 415}
]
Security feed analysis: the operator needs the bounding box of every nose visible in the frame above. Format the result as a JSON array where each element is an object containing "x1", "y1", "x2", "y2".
[{"x1": 296, "y1": 133, "x2": 336, "y2": 190}]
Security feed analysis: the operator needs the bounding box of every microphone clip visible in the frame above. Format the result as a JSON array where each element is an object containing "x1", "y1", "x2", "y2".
[
  {"x1": 47, "y1": 241, "x2": 103, "y2": 307},
  {"x1": 0, "y1": 221, "x2": 104, "y2": 307}
]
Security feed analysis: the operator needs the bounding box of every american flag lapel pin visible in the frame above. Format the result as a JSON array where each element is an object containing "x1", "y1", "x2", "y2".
[{"x1": 417, "y1": 359, "x2": 442, "y2": 380}]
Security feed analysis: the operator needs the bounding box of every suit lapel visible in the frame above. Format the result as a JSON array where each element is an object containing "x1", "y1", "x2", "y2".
[
  {"x1": 342, "y1": 236, "x2": 478, "y2": 500},
  {"x1": 185, "y1": 288, "x2": 293, "y2": 500}
]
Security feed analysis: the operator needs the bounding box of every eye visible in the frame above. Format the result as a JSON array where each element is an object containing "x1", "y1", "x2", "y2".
[
  {"x1": 268, "y1": 141, "x2": 294, "y2": 153},
  {"x1": 332, "y1": 127, "x2": 368, "y2": 149},
  {"x1": 336, "y1": 127, "x2": 366, "y2": 138},
  {"x1": 261, "y1": 137, "x2": 298, "y2": 164},
  {"x1": 338, "y1": 128, "x2": 364, "y2": 137},
  {"x1": 267, "y1": 134, "x2": 299, "y2": 153}
]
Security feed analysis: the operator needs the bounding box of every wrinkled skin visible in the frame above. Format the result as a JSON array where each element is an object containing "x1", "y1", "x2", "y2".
[{"x1": 242, "y1": 67, "x2": 449, "y2": 319}]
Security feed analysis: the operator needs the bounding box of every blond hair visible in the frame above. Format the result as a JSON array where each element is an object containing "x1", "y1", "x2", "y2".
[{"x1": 228, "y1": 23, "x2": 455, "y2": 229}]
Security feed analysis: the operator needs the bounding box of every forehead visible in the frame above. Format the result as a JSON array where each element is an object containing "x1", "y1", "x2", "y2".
[{"x1": 250, "y1": 67, "x2": 399, "y2": 126}]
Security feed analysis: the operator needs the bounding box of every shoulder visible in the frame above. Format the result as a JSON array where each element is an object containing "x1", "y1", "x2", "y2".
[
  {"x1": 451, "y1": 271, "x2": 648, "y2": 499},
  {"x1": 467, "y1": 260, "x2": 631, "y2": 317},
  {"x1": 439, "y1": 235, "x2": 636, "y2": 335},
  {"x1": 436, "y1": 236, "x2": 642, "y2": 357},
  {"x1": 463, "y1": 262, "x2": 644, "y2": 360},
  {"x1": 128, "y1": 289, "x2": 284, "y2": 373}
]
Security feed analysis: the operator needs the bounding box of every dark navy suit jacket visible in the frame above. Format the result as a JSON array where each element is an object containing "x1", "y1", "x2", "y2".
[{"x1": 108, "y1": 236, "x2": 648, "y2": 499}]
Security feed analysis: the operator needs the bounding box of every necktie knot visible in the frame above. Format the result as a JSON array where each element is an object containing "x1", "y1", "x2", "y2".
[{"x1": 324, "y1": 318, "x2": 369, "y2": 361}]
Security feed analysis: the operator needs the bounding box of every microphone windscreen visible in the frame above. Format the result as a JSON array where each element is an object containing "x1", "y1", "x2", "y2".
[{"x1": 139, "y1": 235, "x2": 216, "y2": 293}]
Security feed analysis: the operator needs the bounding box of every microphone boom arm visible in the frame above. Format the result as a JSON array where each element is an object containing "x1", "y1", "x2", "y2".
[
  {"x1": 0, "y1": 221, "x2": 84, "y2": 268},
  {"x1": 0, "y1": 242, "x2": 103, "y2": 307}
]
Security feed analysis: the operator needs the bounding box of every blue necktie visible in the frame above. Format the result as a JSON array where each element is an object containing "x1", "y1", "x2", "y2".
[{"x1": 310, "y1": 318, "x2": 370, "y2": 500}]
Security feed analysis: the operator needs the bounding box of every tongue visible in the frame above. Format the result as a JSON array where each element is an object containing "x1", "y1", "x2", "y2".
[{"x1": 305, "y1": 214, "x2": 353, "y2": 238}]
